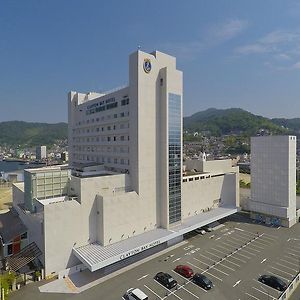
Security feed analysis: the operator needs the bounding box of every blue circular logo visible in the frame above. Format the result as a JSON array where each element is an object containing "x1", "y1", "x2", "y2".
[{"x1": 143, "y1": 58, "x2": 151, "y2": 73}]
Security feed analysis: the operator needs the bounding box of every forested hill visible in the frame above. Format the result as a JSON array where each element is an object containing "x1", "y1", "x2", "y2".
[
  {"x1": 0, "y1": 121, "x2": 67, "y2": 147},
  {"x1": 184, "y1": 108, "x2": 296, "y2": 136}
]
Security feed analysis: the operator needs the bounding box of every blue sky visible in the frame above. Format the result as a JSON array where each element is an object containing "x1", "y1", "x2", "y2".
[{"x1": 0, "y1": 0, "x2": 300, "y2": 122}]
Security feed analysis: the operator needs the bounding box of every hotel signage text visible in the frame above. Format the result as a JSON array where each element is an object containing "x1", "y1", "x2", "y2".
[{"x1": 119, "y1": 240, "x2": 161, "y2": 260}]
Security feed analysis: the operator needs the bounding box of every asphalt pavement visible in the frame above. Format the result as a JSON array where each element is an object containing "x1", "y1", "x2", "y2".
[{"x1": 10, "y1": 212, "x2": 300, "y2": 300}]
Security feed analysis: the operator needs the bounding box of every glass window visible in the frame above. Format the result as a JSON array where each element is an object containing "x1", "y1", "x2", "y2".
[
  {"x1": 168, "y1": 93, "x2": 182, "y2": 224},
  {"x1": 7, "y1": 244, "x2": 13, "y2": 255}
]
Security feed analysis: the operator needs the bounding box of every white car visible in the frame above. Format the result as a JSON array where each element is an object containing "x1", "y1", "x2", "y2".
[
  {"x1": 123, "y1": 288, "x2": 148, "y2": 300},
  {"x1": 195, "y1": 228, "x2": 206, "y2": 235}
]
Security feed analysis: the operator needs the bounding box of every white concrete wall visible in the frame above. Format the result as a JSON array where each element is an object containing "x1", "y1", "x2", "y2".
[
  {"x1": 182, "y1": 173, "x2": 239, "y2": 220},
  {"x1": 184, "y1": 159, "x2": 233, "y2": 173},
  {"x1": 43, "y1": 199, "x2": 82, "y2": 275},
  {"x1": 250, "y1": 136, "x2": 296, "y2": 220}
]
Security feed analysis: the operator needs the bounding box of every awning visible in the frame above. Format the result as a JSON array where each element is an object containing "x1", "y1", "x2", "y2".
[
  {"x1": 6, "y1": 242, "x2": 42, "y2": 272},
  {"x1": 73, "y1": 206, "x2": 239, "y2": 272}
]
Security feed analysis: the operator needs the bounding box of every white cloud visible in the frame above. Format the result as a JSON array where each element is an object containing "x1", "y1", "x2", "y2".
[
  {"x1": 162, "y1": 19, "x2": 248, "y2": 59},
  {"x1": 292, "y1": 61, "x2": 300, "y2": 69},
  {"x1": 235, "y1": 29, "x2": 300, "y2": 70},
  {"x1": 208, "y1": 19, "x2": 249, "y2": 43}
]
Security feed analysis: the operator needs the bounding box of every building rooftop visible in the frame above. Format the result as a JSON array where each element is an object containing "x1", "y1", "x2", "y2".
[
  {"x1": 24, "y1": 164, "x2": 69, "y2": 173},
  {"x1": 0, "y1": 208, "x2": 27, "y2": 244}
]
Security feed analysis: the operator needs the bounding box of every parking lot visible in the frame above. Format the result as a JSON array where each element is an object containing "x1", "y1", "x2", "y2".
[{"x1": 11, "y1": 212, "x2": 300, "y2": 300}]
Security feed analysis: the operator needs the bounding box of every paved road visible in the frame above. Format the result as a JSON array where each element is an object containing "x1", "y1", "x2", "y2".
[{"x1": 10, "y1": 213, "x2": 300, "y2": 300}]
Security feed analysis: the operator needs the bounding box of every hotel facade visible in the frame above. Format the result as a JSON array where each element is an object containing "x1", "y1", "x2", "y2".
[{"x1": 10, "y1": 50, "x2": 240, "y2": 277}]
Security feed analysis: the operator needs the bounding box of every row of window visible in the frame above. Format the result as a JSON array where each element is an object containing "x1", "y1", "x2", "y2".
[
  {"x1": 73, "y1": 154, "x2": 130, "y2": 165},
  {"x1": 72, "y1": 122, "x2": 129, "y2": 135},
  {"x1": 75, "y1": 111, "x2": 130, "y2": 126},
  {"x1": 73, "y1": 145, "x2": 129, "y2": 153},
  {"x1": 72, "y1": 135, "x2": 130, "y2": 143},
  {"x1": 86, "y1": 98, "x2": 129, "y2": 116},
  {"x1": 182, "y1": 173, "x2": 224, "y2": 183}
]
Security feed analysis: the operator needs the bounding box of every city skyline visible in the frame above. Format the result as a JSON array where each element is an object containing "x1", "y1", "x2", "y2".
[{"x1": 1, "y1": 0, "x2": 300, "y2": 123}]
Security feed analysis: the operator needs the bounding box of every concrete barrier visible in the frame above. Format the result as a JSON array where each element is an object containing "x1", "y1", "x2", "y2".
[{"x1": 278, "y1": 273, "x2": 300, "y2": 299}]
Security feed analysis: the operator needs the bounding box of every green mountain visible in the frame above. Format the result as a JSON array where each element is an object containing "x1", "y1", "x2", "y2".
[
  {"x1": 271, "y1": 118, "x2": 300, "y2": 132},
  {"x1": 0, "y1": 121, "x2": 67, "y2": 147},
  {"x1": 184, "y1": 108, "x2": 291, "y2": 136}
]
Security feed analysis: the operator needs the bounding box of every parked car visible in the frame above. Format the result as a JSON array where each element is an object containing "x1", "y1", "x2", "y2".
[
  {"x1": 258, "y1": 275, "x2": 287, "y2": 291},
  {"x1": 174, "y1": 265, "x2": 194, "y2": 278},
  {"x1": 154, "y1": 272, "x2": 177, "y2": 289},
  {"x1": 195, "y1": 228, "x2": 206, "y2": 235},
  {"x1": 123, "y1": 288, "x2": 148, "y2": 300},
  {"x1": 192, "y1": 273, "x2": 213, "y2": 290},
  {"x1": 202, "y1": 225, "x2": 213, "y2": 232}
]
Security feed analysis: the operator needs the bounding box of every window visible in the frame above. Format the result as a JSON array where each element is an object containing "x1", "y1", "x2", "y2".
[
  {"x1": 121, "y1": 98, "x2": 129, "y2": 106},
  {"x1": 114, "y1": 136, "x2": 116, "y2": 141},
  {"x1": 21, "y1": 232, "x2": 28, "y2": 239},
  {"x1": 120, "y1": 112, "x2": 125, "y2": 117},
  {"x1": 107, "y1": 126, "x2": 111, "y2": 130},
  {"x1": 107, "y1": 137, "x2": 111, "y2": 142},
  {"x1": 114, "y1": 114, "x2": 118, "y2": 118},
  {"x1": 7, "y1": 244, "x2": 13, "y2": 255},
  {"x1": 121, "y1": 136, "x2": 125, "y2": 141}
]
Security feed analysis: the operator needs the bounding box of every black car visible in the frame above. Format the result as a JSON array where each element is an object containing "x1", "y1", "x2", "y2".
[
  {"x1": 258, "y1": 275, "x2": 287, "y2": 291},
  {"x1": 192, "y1": 273, "x2": 213, "y2": 290},
  {"x1": 154, "y1": 272, "x2": 177, "y2": 289}
]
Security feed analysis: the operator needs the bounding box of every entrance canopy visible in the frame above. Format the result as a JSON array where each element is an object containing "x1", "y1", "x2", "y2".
[{"x1": 73, "y1": 206, "x2": 238, "y2": 272}]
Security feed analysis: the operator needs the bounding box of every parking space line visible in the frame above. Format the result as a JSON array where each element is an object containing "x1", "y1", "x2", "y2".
[
  {"x1": 180, "y1": 285, "x2": 200, "y2": 299},
  {"x1": 233, "y1": 251, "x2": 251, "y2": 260},
  {"x1": 246, "y1": 243, "x2": 264, "y2": 250},
  {"x1": 287, "y1": 252, "x2": 300, "y2": 260},
  {"x1": 227, "y1": 254, "x2": 247, "y2": 263},
  {"x1": 245, "y1": 292, "x2": 260, "y2": 299},
  {"x1": 252, "y1": 279, "x2": 281, "y2": 294},
  {"x1": 223, "y1": 240, "x2": 241, "y2": 248},
  {"x1": 276, "y1": 262, "x2": 298, "y2": 272},
  {"x1": 211, "y1": 246, "x2": 249, "y2": 262},
  {"x1": 137, "y1": 274, "x2": 149, "y2": 281},
  {"x1": 285, "y1": 254, "x2": 299, "y2": 261},
  {"x1": 154, "y1": 280, "x2": 183, "y2": 300},
  {"x1": 198, "y1": 253, "x2": 218, "y2": 261},
  {"x1": 252, "y1": 239, "x2": 272, "y2": 246},
  {"x1": 239, "y1": 248, "x2": 257, "y2": 256},
  {"x1": 193, "y1": 258, "x2": 229, "y2": 276},
  {"x1": 215, "y1": 244, "x2": 235, "y2": 252},
  {"x1": 269, "y1": 266, "x2": 294, "y2": 277},
  {"x1": 204, "y1": 251, "x2": 223, "y2": 260},
  {"x1": 280, "y1": 258, "x2": 299, "y2": 267},
  {"x1": 288, "y1": 248, "x2": 300, "y2": 255},
  {"x1": 246, "y1": 245, "x2": 261, "y2": 253},
  {"x1": 144, "y1": 284, "x2": 163, "y2": 300},
  {"x1": 266, "y1": 271, "x2": 290, "y2": 282},
  {"x1": 205, "y1": 250, "x2": 240, "y2": 268},
  {"x1": 187, "y1": 261, "x2": 223, "y2": 282},
  {"x1": 239, "y1": 228, "x2": 278, "y2": 239},
  {"x1": 231, "y1": 234, "x2": 253, "y2": 242},
  {"x1": 192, "y1": 257, "x2": 210, "y2": 267},
  {"x1": 232, "y1": 232, "x2": 252, "y2": 240},
  {"x1": 261, "y1": 235, "x2": 277, "y2": 241},
  {"x1": 170, "y1": 270, "x2": 207, "y2": 294},
  {"x1": 252, "y1": 287, "x2": 276, "y2": 300}
]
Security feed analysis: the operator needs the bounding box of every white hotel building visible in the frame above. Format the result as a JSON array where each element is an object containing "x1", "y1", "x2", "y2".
[{"x1": 11, "y1": 50, "x2": 240, "y2": 277}]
